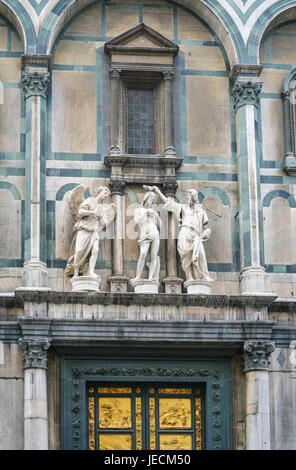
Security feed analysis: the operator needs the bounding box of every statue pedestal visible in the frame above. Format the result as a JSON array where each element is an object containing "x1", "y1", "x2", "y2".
[
  {"x1": 71, "y1": 275, "x2": 101, "y2": 292},
  {"x1": 130, "y1": 279, "x2": 159, "y2": 294},
  {"x1": 163, "y1": 276, "x2": 183, "y2": 294},
  {"x1": 108, "y1": 275, "x2": 129, "y2": 293},
  {"x1": 184, "y1": 279, "x2": 212, "y2": 295}
]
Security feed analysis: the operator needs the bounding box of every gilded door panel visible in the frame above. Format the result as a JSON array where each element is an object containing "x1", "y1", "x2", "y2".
[
  {"x1": 99, "y1": 434, "x2": 132, "y2": 450},
  {"x1": 159, "y1": 434, "x2": 192, "y2": 450},
  {"x1": 159, "y1": 398, "x2": 192, "y2": 429},
  {"x1": 99, "y1": 397, "x2": 132, "y2": 429}
]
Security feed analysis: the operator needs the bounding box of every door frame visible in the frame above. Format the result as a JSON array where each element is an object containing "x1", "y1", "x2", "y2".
[{"x1": 61, "y1": 357, "x2": 232, "y2": 450}]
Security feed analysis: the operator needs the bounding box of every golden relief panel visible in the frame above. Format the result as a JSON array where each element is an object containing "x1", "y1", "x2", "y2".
[
  {"x1": 99, "y1": 397, "x2": 132, "y2": 429},
  {"x1": 195, "y1": 397, "x2": 202, "y2": 450},
  {"x1": 88, "y1": 397, "x2": 95, "y2": 451},
  {"x1": 159, "y1": 435, "x2": 192, "y2": 450},
  {"x1": 149, "y1": 398, "x2": 156, "y2": 450},
  {"x1": 99, "y1": 434, "x2": 132, "y2": 450},
  {"x1": 136, "y1": 397, "x2": 142, "y2": 450},
  {"x1": 98, "y1": 387, "x2": 132, "y2": 394},
  {"x1": 158, "y1": 388, "x2": 192, "y2": 394},
  {"x1": 159, "y1": 398, "x2": 192, "y2": 429}
]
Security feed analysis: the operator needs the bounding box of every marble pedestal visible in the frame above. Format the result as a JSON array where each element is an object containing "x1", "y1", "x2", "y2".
[
  {"x1": 163, "y1": 276, "x2": 183, "y2": 294},
  {"x1": 71, "y1": 275, "x2": 101, "y2": 292},
  {"x1": 108, "y1": 275, "x2": 129, "y2": 293},
  {"x1": 130, "y1": 279, "x2": 159, "y2": 294},
  {"x1": 184, "y1": 279, "x2": 212, "y2": 294}
]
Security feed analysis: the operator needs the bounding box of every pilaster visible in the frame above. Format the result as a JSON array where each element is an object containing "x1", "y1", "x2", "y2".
[
  {"x1": 162, "y1": 70, "x2": 176, "y2": 157},
  {"x1": 109, "y1": 68, "x2": 122, "y2": 155},
  {"x1": 281, "y1": 89, "x2": 296, "y2": 175},
  {"x1": 19, "y1": 337, "x2": 51, "y2": 450},
  {"x1": 108, "y1": 180, "x2": 128, "y2": 292},
  {"x1": 21, "y1": 55, "x2": 51, "y2": 288},
  {"x1": 231, "y1": 64, "x2": 271, "y2": 296},
  {"x1": 242, "y1": 340, "x2": 275, "y2": 450}
]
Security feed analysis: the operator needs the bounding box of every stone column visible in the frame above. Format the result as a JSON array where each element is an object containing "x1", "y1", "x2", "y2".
[
  {"x1": 231, "y1": 65, "x2": 271, "y2": 296},
  {"x1": 162, "y1": 181, "x2": 182, "y2": 293},
  {"x1": 108, "y1": 180, "x2": 128, "y2": 292},
  {"x1": 109, "y1": 69, "x2": 122, "y2": 155},
  {"x1": 19, "y1": 337, "x2": 51, "y2": 450},
  {"x1": 243, "y1": 340, "x2": 275, "y2": 450},
  {"x1": 281, "y1": 90, "x2": 296, "y2": 174},
  {"x1": 162, "y1": 70, "x2": 176, "y2": 157},
  {"x1": 21, "y1": 62, "x2": 51, "y2": 288}
]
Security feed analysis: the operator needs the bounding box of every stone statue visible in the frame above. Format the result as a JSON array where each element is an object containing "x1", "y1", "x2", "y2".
[
  {"x1": 151, "y1": 185, "x2": 212, "y2": 284},
  {"x1": 65, "y1": 185, "x2": 115, "y2": 280},
  {"x1": 131, "y1": 187, "x2": 162, "y2": 286}
]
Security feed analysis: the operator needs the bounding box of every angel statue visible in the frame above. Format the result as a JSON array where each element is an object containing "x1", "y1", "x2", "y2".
[
  {"x1": 64, "y1": 185, "x2": 115, "y2": 278},
  {"x1": 131, "y1": 186, "x2": 162, "y2": 283}
]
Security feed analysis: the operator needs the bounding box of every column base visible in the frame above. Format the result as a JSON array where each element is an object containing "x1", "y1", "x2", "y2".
[
  {"x1": 71, "y1": 275, "x2": 101, "y2": 292},
  {"x1": 108, "y1": 275, "x2": 129, "y2": 293},
  {"x1": 130, "y1": 278, "x2": 159, "y2": 294},
  {"x1": 163, "y1": 276, "x2": 183, "y2": 294},
  {"x1": 239, "y1": 266, "x2": 272, "y2": 295},
  {"x1": 22, "y1": 261, "x2": 49, "y2": 288},
  {"x1": 184, "y1": 279, "x2": 212, "y2": 294}
]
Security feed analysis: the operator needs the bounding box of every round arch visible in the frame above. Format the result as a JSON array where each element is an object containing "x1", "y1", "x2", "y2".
[
  {"x1": 37, "y1": 0, "x2": 243, "y2": 68},
  {"x1": 0, "y1": 0, "x2": 36, "y2": 53},
  {"x1": 248, "y1": 0, "x2": 296, "y2": 64}
]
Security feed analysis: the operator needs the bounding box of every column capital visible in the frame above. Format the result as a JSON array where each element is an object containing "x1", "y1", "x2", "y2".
[
  {"x1": 242, "y1": 340, "x2": 275, "y2": 372},
  {"x1": 109, "y1": 68, "x2": 121, "y2": 79},
  {"x1": 19, "y1": 337, "x2": 51, "y2": 369},
  {"x1": 281, "y1": 90, "x2": 291, "y2": 100},
  {"x1": 162, "y1": 180, "x2": 178, "y2": 197},
  {"x1": 21, "y1": 71, "x2": 51, "y2": 101},
  {"x1": 162, "y1": 70, "x2": 174, "y2": 81},
  {"x1": 109, "y1": 180, "x2": 126, "y2": 195},
  {"x1": 233, "y1": 79, "x2": 263, "y2": 112}
]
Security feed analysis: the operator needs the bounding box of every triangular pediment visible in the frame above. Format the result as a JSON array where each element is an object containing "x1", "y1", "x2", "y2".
[{"x1": 105, "y1": 23, "x2": 179, "y2": 55}]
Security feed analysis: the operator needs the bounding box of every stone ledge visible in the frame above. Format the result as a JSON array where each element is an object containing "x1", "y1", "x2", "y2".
[{"x1": 13, "y1": 290, "x2": 278, "y2": 308}]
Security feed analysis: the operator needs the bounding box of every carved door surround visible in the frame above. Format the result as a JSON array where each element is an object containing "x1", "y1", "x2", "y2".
[{"x1": 61, "y1": 358, "x2": 232, "y2": 450}]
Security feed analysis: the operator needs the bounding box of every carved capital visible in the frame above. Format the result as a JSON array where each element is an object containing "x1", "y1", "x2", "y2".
[
  {"x1": 110, "y1": 69, "x2": 121, "y2": 79},
  {"x1": 242, "y1": 340, "x2": 275, "y2": 372},
  {"x1": 162, "y1": 180, "x2": 178, "y2": 197},
  {"x1": 109, "y1": 180, "x2": 125, "y2": 195},
  {"x1": 162, "y1": 70, "x2": 174, "y2": 81},
  {"x1": 21, "y1": 71, "x2": 51, "y2": 100},
  {"x1": 19, "y1": 337, "x2": 51, "y2": 369},
  {"x1": 233, "y1": 80, "x2": 262, "y2": 112},
  {"x1": 281, "y1": 90, "x2": 291, "y2": 100}
]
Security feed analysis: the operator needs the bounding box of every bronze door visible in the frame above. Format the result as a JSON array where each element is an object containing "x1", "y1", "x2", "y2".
[{"x1": 87, "y1": 383, "x2": 203, "y2": 450}]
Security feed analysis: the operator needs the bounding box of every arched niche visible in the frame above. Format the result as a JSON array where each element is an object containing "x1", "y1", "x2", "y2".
[
  {"x1": 0, "y1": 185, "x2": 22, "y2": 259},
  {"x1": 38, "y1": 0, "x2": 240, "y2": 68},
  {"x1": 0, "y1": 0, "x2": 36, "y2": 53},
  {"x1": 249, "y1": 2, "x2": 296, "y2": 64},
  {"x1": 263, "y1": 195, "x2": 296, "y2": 265}
]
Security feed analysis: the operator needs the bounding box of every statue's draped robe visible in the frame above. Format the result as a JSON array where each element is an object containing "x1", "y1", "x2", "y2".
[
  {"x1": 66, "y1": 198, "x2": 104, "y2": 276},
  {"x1": 164, "y1": 199, "x2": 211, "y2": 280}
]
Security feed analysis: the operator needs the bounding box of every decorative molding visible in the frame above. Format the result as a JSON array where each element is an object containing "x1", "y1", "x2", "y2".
[
  {"x1": 242, "y1": 340, "x2": 275, "y2": 372},
  {"x1": 230, "y1": 64, "x2": 263, "y2": 82},
  {"x1": 18, "y1": 337, "x2": 51, "y2": 369},
  {"x1": 232, "y1": 80, "x2": 262, "y2": 112},
  {"x1": 21, "y1": 54, "x2": 51, "y2": 72},
  {"x1": 21, "y1": 71, "x2": 51, "y2": 100}
]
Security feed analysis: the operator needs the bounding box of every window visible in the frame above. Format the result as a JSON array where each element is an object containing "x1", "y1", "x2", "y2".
[
  {"x1": 127, "y1": 87, "x2": 155, "y2": 155},
  {"x1": 105, "y1": 23, "x2": 178, "y2": 157}
]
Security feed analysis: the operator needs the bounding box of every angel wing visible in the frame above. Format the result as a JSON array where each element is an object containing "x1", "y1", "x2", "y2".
[{"x1": 63, "y1": 184, "x2": 87, "y2": 255}]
